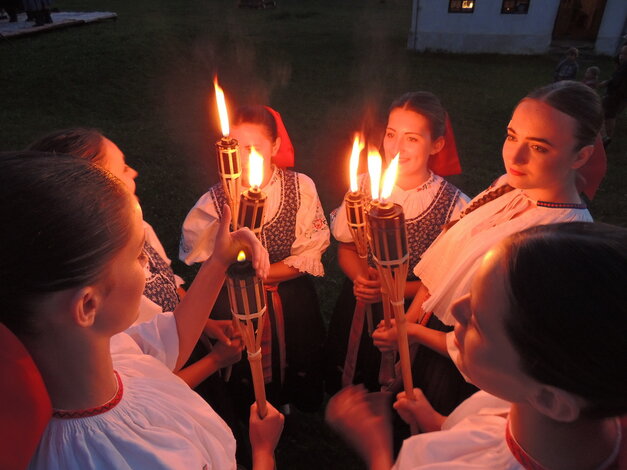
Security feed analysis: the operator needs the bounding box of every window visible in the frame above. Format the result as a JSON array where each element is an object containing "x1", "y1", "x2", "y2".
[
  {"x1": 449, "y1": 0, "x2": 475, "y2": 13},
  {"x1": 501, "y1": 0, "x2": 529, "y2": 14}
]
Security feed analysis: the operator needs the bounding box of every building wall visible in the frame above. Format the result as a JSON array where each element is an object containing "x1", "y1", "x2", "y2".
[
  {"x1": 408, "y1": 0, "x2": 562, "y2": 54},
  {"x1": 595, "y1": 0, "x2": 627, "y2": 56}
]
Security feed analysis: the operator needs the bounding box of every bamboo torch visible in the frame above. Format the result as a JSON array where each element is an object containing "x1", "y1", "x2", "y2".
[
  {"x1": 214, "y1": 77, "x2": 241, "y2": 230},
  {"x1": 226, "y1": 250, "x2": 268, "y2": 418},
  {"x1": 238, "y1": 147, "x2": 267, "y2": 237},
  {"x1": 366, "y1": 152, "x2": 396, "y2": 389},
  {"x1": 368, "y1": 155, "x2": 415, "y2": 403}
]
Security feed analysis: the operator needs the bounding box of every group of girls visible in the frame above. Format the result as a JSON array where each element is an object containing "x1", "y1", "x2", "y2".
[{"x1": 1, "y1": 78, "x2": 625, "y2": 470}]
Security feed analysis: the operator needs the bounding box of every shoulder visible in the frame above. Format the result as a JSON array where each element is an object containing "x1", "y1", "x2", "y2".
[{"x1": 294, "y1": 171, "x2": 320, "y2": 194}]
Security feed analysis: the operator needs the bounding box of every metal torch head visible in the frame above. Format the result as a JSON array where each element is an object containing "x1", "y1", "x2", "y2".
[{"x1": 367, "y1": 202, "x2": 408, "y2": 266}]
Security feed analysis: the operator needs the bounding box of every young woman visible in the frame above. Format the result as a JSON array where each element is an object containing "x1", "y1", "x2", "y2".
[
  {"x1": 373, "y1": 80, "x2": 607, "y2": 415},
  {"x1": 324, "y1": 91, "x2": 468, "y2": 394},
  {"x1": 180, "y1": 104, "x2": 329, "y2": 420},
  {"x1": 0, "y1": 151, "x2": 282, "y2": 470},
  {"x1": 328, "y1": 222, "x2": 626, "y2": 470},
  {"x1": 28, "y1": 129, "x2": 243, "y2": 388}
]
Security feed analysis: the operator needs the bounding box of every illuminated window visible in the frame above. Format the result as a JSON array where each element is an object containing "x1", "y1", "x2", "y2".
[
  {"x1": 449, "y1": 0, "x2": 475, "y2": 13},
  {"x1": 501, "y1": 0, "x2": 529, "y2": 14}
]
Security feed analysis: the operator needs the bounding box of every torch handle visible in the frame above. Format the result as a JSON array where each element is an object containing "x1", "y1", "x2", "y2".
[
  {"x1": 248, "y1": 351, "x2": 268, "y2": 418},
  {"x1": 391, "y1": 301, "x2": 415, "y2": 401}
]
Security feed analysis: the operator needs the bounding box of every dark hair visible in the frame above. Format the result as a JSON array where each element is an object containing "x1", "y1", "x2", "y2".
[
  {"x1": 0, "y1": 152, "x2": 133, "y2": 336},
  {"x1": 27, "y1": 128, "x2": 107, "y2": 164},
  {"x1": 232, "y1": 106, "x2": 278, "y2": 142},
  {"x1": 524, "y1": 81, "x2": 603, "y2": 150},
  {"x1": 502, "y1": 222, "x2": 627, "y2": 418},
  {"x1": 389, "y1": 91, "x2": 447, "y2": 139}
]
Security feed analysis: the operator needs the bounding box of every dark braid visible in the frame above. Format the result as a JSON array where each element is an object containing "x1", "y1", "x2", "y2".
[{"x1": 444, "y1": 184, "x2": 515, "y2": 230}]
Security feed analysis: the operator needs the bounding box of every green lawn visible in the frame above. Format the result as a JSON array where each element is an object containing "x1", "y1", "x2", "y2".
[{"x1": 1, "y1": 1, "x2": 625, "y2": 468}]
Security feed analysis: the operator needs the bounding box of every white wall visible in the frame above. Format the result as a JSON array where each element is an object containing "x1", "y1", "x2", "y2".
[
  {"x1": 595, "y1": 0, "x2": 627, "y2": 56},
  {"x1": 408, "y1": 0, "x2": 561, "y2": 54}
]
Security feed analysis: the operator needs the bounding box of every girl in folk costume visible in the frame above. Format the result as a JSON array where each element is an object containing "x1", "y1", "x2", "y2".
[
  {"x1": 180, "y1": 106, "x2": 330, "y2": 413},
  {"x1": 324, "y1": 91, "x2": 469, "y2": 394},
  {"x1": 373, "y1": 80, "x2": 608, "y2": 416},
  {"x1": 0, "y1": 152, "x2": 283, "y2": 470},
  {"x1": 328, "y1": 222, "x2": 627, "y2": 470},
  {"x1": 28, "y1": 129, "x2": 243, "y2": 388}
]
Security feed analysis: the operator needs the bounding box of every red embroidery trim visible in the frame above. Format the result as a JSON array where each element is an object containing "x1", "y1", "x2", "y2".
[
  {"x1": 505, "y1": 420, "x2": 548, "y2": 470},
  {"x1": 53, "y1": 371, "x2": 123, "y2": 419},
  {"x1": 536, "y1": 200, "x2": 587, "y2": 209}
]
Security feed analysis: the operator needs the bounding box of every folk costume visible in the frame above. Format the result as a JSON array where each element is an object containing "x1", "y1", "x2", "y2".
[
  {"x1": 179, "y1": 108, "x2": 330, "y2": 418},
  {"x1": 393, "y1": 391, "x2": 623, "y2": 470},
  {"x1": 411, "y1": 138, "x2": 606, "y2": 416},
  {"x1": 136, "y1": 221, "x2": 184, "y2": 325},
  {"x1": 324, "y1": 117, "x2": 468, "y2": 395},
  {"x1": 28, "y1": 313, "x2": 237, "y2": 470}
]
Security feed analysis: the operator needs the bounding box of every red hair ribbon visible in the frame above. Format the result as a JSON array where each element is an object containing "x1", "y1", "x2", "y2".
[
  {"x1": 264, "y1": 106, "x2": 294, "y2": 169},
  {"x1": 429, "y1": 115, "x2": 462, "y2": 177},
  {"x1": 577, "y1": 134, "x2": 606, "y2": 200},
  {"x1": 0, "y1": 323, "x2": 51, "y2": 469}
]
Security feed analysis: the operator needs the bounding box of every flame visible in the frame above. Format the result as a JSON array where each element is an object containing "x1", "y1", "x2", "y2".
[
  {"x1": 380, "y1": 154, "x2": 399, "y2": 200},
  {"x1": 248, "y1": 146, "x2": 264, "y2": 188},
  {"x1": 237, "y1": 250, "x2": 246, "y2": 262},
  {"x1": 214, "y1": 77, "x2": 230, "y2": 137},
  {"x1": 367, "y1": 150, "x2": 382, "y2": 201},
  {"x1": 349, "y1": 134, "x2": 364, "y2": 192}
]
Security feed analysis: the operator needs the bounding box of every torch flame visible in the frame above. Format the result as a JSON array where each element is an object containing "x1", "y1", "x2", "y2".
[
  {"x1": 367, "y1": 150, "x2": 382, "y2": 201},
  {"x1": 380, "y1": 154, "x2": 399, "y2": 201},
  {"x1": 237, "y1": 250, "x2": 246, "y2": 262},
  {"x1": 214, "y1": 77, "x2": 230, "y2": 137},
  {"x1": 248, "y1": 146, "x2": 264, "y2": 189},
  {"x1": 349, "y1": 134, "x2": 364, "y2": 193}
]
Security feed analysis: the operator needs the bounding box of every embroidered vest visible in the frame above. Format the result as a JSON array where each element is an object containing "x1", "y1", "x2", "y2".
[
  {"x1": 143, "y1": 241, "x2": 179, "y2": 312},
  {"x1": 405, "y1": 181, "x2": 461, "y2": 280},
  {"x1": 210, "y1": 168, "x2": 300, "y2": 264}
]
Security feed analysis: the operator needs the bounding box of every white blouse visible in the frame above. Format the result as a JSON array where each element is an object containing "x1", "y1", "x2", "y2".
[
  {"x1": 415, "y1": 175, "x2": 592, "y2": 326},
  {"x1": 393, "y1": 391, "x2": 522, "y2": 469},
  {"x1": 28, "y1": 313, "x2": 236, "y2": 470},
  {"x1": 331, "y1": 172, "x2": 468, "y2": 243},
  {"x1": 179, "y1": 166, "x2": 330, "y2": 277}
]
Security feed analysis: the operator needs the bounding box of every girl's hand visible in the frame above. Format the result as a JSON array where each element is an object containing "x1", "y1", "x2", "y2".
[
  {"x1": 325, "y1": 386, "x2": 393, "y2": 470},
  {"x1": 203, "y1": 319, "x2": 236, "y2": 345},
  {"x1": 393, "y1": 388, "x2": 445, "y2": 433},
  {"x1": 372, "y1": 321, "x2": 398, "y2": 352},
  {"x1": 212, "y1": 205, "x2": 270, "y2": 279},
  {"x1": 210, "y1": 337, "x2": 243, "y2": 369},
  {"x1": 353, "y1": 268, "x2": 382, "y2": 303},
  {"x1": 249, "y1": 402, "x2": 284, "y2": 456}
]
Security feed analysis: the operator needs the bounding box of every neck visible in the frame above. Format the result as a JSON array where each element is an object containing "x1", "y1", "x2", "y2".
[
  {"x1": 509, "y1": 403, "x2": 618, "y2": 470},
  {"x1": 396, "y1": 168, "x2": 431, "y2": 191},
  {"x1": 22, "y1": 331, "x2": 117, "y2": 411}
]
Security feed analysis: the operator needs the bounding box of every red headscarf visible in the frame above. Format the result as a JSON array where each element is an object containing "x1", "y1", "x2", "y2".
[
  {"x1": 577, "y1": 134, "x2": 606, "y2": 200},
  {"x1": 264, "y1": 106, "x2": 294, "y2": 169},
  {"x1": 0, "y1": 323, "x2": 51, "y2": 469},
  {"x1": 429, "y1": 115, "x2": 462, "y2": 177}
]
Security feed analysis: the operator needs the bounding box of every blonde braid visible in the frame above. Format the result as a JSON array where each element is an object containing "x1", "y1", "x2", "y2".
[{"x1": 443, "y1": 184, "x2": 515, "y2": 230}]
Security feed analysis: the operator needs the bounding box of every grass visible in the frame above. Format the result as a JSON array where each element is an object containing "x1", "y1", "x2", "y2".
[{"x1": 1, "y1": 1, "x2": 626, "y2": 468}]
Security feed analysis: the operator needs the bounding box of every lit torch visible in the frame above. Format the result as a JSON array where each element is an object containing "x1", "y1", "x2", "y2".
[
  {"x1": 214, "y1": 77, "x2": 241, "y2": 229},
  {"x1": 226, "y1": 250, "x2": 268, "y2": 418},
  {"x1": 238, "y1": 147, "x2": 267, "y2": 236},
  {"x1": 368, "y1": 155, "x2": 415, "y2": 408},
  {"x1": 343, "y1": 135, "x2": 368, "y2": 257}
]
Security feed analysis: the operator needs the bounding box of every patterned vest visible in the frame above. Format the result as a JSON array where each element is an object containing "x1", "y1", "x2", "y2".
[
  {"x1": 210, "y1": 168, "x2": 300, "y2": 263},
  {"x1": 364, "y1": 180, "x2": 461, "y2": 281},
  {"x1": 143, "y1": 241, "x2": 179, "y2": 312}
]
